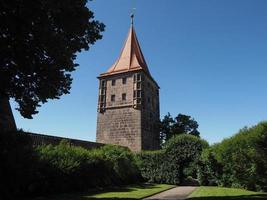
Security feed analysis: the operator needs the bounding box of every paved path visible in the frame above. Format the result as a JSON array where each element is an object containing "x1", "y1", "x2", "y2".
[{"x1": 144, "y1": 186, "x2": 196, "y2": 200}]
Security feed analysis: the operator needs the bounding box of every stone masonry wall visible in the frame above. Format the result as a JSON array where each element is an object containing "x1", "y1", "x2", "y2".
[
  {"x1": 96, "y1": 71, "x2": 160, "y2": 152},
  {"x1": 96, "y1": 107, "x2": 142, "y2": 151},
  {"x1": 96, "y1": 72, "x2": 142, "y2": 152},
  {"x1": 27, "y1": 132, "x2": 104, "y2": 150},
  {"x1": 141, "y1": 73, "x2": 160, "y2": 150}
]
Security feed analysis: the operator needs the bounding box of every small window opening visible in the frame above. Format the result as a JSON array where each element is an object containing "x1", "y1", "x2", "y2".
[
  {"x1": 122, "y1": 93, "x2": 126, "y2": 101},
  {"x1": 122, "y1": 78, "x2": 127, "y2": 84}
]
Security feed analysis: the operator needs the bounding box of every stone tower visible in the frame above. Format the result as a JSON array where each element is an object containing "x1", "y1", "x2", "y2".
[{"x1": 96, "y1": 18, "x2": 160, "y2": 151}]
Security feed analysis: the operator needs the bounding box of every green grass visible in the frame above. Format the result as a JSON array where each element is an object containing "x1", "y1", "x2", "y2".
[
  {"x1": 35, "y1": 184, "x2": 174, "y2": 200},
  {"x1": 187, "y1": 186, "x2": 267, "y2": 200}
]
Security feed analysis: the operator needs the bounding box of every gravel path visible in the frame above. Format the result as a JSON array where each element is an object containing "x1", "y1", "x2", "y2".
[{"x1": 144, "y1": 186, "x2": 197, "y2": 200}]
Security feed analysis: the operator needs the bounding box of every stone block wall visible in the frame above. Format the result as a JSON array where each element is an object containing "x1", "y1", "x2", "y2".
[
  {"x1": 27, "y1": 132, "x2": 104, "y2": 150},
  {"x1": 97, "y1": 107, "x2": 142, "y2": 152},
  {"x1": 96, "y1": 71, "x2": 160, "y2": 152}
]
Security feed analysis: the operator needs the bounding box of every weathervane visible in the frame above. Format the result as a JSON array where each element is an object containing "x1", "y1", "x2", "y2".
[{"x1": 131, "y1": 7, "x2": 136, "y2": 25}]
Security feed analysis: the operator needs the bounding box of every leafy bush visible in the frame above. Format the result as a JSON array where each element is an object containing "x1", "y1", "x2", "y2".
[
  {"x1": 197, "y1": 122, "x2": 267, "y2": 191},
  {"x1": 197, "y1": 148, "x2": 223, "y2": 186},
  {"x1": 33, "y1": 142, "x2": 141, "y2": 194},
  {"x1": 97, "y1": 145, "x2": 141, "y2": 184},
  {"x1": 0, "y1": 131, "x2": 141, "y2": 199},
  {"x1": 0, "y1": 130, "x2": 36, "y2": 199},
  {"x1": 137, "y1": 134, "x2": 208, "y2": 185},
  {"x1": 137, "y1": 150, "x2": 166, "y2": 183}
]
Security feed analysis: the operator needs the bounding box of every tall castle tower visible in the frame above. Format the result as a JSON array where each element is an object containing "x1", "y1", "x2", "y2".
[{"x1": 96, "y1": 17, "x2": 160, "y2": 151}]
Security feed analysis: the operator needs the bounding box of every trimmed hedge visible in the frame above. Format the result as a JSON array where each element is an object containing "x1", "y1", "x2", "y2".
[
  {"x1": 197, "y1": 122, "x2": 267, "y2": 192},
  {"x1": 137, "y1": 134, "x2": 209, "y2": 185},
  {"x1": 0, "y1": 130, "x2": 141, "y2": 199}
]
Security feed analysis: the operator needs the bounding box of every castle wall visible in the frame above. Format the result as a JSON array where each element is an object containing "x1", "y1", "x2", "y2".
[{"x1": 27, "y1": 132, "x2": 104, "y2": 150}]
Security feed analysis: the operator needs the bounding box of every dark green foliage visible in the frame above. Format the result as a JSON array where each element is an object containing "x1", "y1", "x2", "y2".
[
  {"x1": 160, "y1": 113, "x2": 200, "y2": 145},
  {"x1": 0, "y1": 130, "x2": 36, "y2": 199},
  {"x1": 197, "y1": 149, "x2": 223, "y2": 186},
  {"x1": 137, "y1": 134, "x2": 208, "y2": 185},
  {"x1": 164, "y1": 134, "x2": 209, "y2": 183},
  {"x1": 137, "y1": 150, "x2": 166, "y2": 183},
  {"x1": 197, "y1": 122, "x2": 267, "y2": 192},
  {"x1": 33, "y1": 142, "x2": 141, "y2": 195},
  {"x1": 97, "y1": 145, "x2": 141, "y2": 184},
  {"x1": 160, "y1": 113, "x2": 175, "y2": 144},
  {"x1": 0, "y1": 0, "x2": 104, "y2": 118},
  {"x1": 0, "y1": 131, "x2": 141, "y2": 199}
]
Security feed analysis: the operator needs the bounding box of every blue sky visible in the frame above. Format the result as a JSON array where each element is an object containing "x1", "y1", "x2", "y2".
[{"x1": 11, "y1": 0, "x2": 267, "y2": 144}]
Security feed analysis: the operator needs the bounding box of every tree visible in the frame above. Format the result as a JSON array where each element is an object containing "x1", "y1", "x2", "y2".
[
  {"x1": 159, "y1": 112, "x2": 174, "y2": 144},
  {"x1": 0, "y1": 0, "x2": 105, "y2": 119},
  {"x1": 160, "y1": 113, "x2": 200, "y2": 145},
  {"x1": 172, "y1": 114, "x2": 200, "y2": 137}
]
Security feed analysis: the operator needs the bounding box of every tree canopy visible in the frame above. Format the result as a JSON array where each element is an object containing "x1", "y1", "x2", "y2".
[
  {"x1": 0, "y1": 0, "x2": 104, "y2": 118},
  {"x1": 160, "y1": 113, "x2": 200, "y2": 144}
]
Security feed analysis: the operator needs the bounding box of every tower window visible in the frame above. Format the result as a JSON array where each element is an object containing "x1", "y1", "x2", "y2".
[
  {"x1": 137, "y1": 73, "x2": 141, "y2": 81},
  {"x1": 122, "y1": 93, "x2": 126, "y2": 101},
  {"x1": 148, "y1": 97, "x2": 151, "y2": 103},
  {"x1": 111, "y1": 95, "x2": 115, "y2": 102},
  {"x1": 112, "y1": 79, "x2": 116, "y2": 86},
  {"x1": 137, "y1": 90, "x2": 141, "y2": 98},
  {"x1": 122, "y1": 77, "x2": 127, "y2": 84},
  {"x1": 137, "y1": 82, "x2": 141, "y2": 89},
  {"x1": 100, "y1": 80, "x2": 106, "y2": 88}
]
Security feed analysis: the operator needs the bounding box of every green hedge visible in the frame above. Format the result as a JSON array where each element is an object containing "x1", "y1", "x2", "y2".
[
  {"x1": 197, "y1": 122, "x2": 267, "y2": 191},
  {"x1": 0, "y1": 130, "x2": 36, "y2": 199},
  {"x1": 137, "y1": 134, "x2": 209, "y2": 185},
  {"x1": 0, "y1": 130, "x2": 141, "y2": 199}
]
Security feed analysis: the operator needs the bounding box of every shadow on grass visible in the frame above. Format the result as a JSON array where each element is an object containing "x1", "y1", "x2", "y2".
[
  {"x1": 33, "y1": 183, "x2": 161, "y2": 200},
  {"x1": 187, "y1": 193, "x2": 267, "y2": 200}
]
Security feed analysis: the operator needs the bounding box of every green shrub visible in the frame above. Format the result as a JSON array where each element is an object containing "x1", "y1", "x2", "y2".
[
  {"x1": 34, "y1": 141, "x2": 141, "y2": 194},
  {"x1": 137, "y1": 134, "x2": 208, "y2": 185},
  {"x1": 98, "y1": 145, "x2": 142, "y2": 184},
  {"x1": 197, "y1": 148, "x2": 223, "y2": 186},
  {"x1": 137, "y1": 150, "x2": 166, "y2": 183},
  {"x1": 200, "y1": 122, "x2": 267, "y2": 191},
  {"x1": 0, "y1": 131, "x2": 142, "y2": 199},
  {"x1": 164, "y1": 134, "x2": 209, "y2": 183},
  {"x1": 0, "y1": 130, "x2": 36, "y2": 199}
]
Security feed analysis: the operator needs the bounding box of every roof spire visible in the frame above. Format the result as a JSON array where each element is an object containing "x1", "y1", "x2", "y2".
[{"x1": 100, "y1": 10, "x2": 151, "y2": 77}]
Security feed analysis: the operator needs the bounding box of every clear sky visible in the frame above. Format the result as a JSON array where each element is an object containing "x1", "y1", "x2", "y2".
[{"x1": 11, "y1": 0, "x2": 267, "y2": 144}]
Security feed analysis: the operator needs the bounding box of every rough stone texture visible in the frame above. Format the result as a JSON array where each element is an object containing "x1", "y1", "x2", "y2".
[
  {"x1": 141, "y1": 73, "x2": 160, "y2": 150},
  {"x1": 27, "y1": 132, "x2": 104, "y2": 150},
  {"x1": 96, "y1": 71, "x2": 160, "y2": 152},
  {"x1": 0, "y1": 96, "x2": 17, "y2": 131}
]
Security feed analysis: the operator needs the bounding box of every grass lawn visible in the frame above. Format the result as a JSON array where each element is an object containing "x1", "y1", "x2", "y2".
[
  {"x1": 187, "y1": 186, "x2": 267, "y2": 200},
  {"x1": 35, "y1": 184, "x2": 174, "y2": 200}
]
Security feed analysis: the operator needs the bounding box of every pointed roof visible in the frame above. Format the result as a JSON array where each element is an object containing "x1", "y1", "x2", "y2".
[{"x1": 100, "y1": 22, "x2": 151, "y2": 77}]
